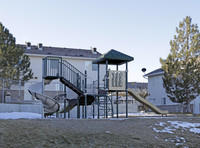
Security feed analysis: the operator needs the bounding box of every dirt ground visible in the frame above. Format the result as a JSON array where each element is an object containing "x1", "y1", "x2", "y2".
[{"x1": 0, "y1": 116, "x2": 200, "y2": 148}]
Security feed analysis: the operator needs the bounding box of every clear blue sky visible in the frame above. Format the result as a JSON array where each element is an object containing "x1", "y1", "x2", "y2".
[{"x1": 0, "y1": 0, "x2": 200, "y2": 82}]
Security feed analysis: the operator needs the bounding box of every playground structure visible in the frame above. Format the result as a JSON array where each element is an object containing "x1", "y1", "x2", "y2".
[{"x1": 29, "y1": 49, "x2": 168, "y2": 118}]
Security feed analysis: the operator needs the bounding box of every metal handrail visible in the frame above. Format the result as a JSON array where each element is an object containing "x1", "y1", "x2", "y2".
[
  {"x1": 62, "y1": 60, "x2": 85, "y2": 76},
  {"x1": 43, "y1": 57, "x2": 62, "y2": 78},
  {"x1": 61, "y1": 61, "x2": 85, "y2": 91},
  {"x1": 43, "y1": 56, "x2": 86, "y2": 92}
]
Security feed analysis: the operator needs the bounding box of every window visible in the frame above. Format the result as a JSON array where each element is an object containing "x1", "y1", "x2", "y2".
[
  {"x1": 161, "y1": 97, "x2": 166, "y2": 105},
  {"x1": 92, "y1": 64, "x2": 98, "y2": 71}
]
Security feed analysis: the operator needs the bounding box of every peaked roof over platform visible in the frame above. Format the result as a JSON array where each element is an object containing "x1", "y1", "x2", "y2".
[{"x1": 92, "y1": 49, "x2": 134, "y2": 65}]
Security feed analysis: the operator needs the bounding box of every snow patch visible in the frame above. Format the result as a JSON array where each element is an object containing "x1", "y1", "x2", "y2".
[
  {"x1": 171, "y1": 136, "x2": 186, "y2": 146},
  {"x1": 153, "y1": 127, "x2": 174, "y2": 134},
  {"x1": 115, "y1": 112, "x2": 161, "y2": 117},
  {"x1": 109, "y1": 118, "x2": 128, "y2": 121},
  {"x1": 168, "y1": 121, "x2": 200, "y2": 129},
  {"x1": 153, "y1": 121, "x2": 200, "y2": 135},
  {"x1": 155, "y1": 122, "x2": 166, "y2": 126},
  {"x1": 189, "y1": 128, "x2": 200, "y2": 134}
]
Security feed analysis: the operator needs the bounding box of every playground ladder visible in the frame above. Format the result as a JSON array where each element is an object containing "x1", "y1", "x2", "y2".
[{"x1": 98, "y1": 96, "x2": 113, "y2": 118}]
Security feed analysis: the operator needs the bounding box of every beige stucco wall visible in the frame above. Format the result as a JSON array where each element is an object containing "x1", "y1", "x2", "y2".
[
  {"x1": 27, "y1": 54, "x2": 106, "y2": 83},
  {"x1": 147, "y1": 74, "x2": 178, "y2": 105},
  {"x1": 147, "y1": 74, "x2": 200, "y2": 114},
  {"x1": 23, "y1": 54, "x2": 106, "y2": 100}
]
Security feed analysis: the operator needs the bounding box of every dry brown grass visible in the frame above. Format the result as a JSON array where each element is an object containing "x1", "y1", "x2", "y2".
[{"x1": 0, "y1": 117, "x2": 200, "y2": 147}]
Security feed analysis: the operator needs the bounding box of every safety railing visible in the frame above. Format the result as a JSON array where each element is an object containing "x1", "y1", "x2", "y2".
[
  {"x1": 62, "y1": 60, "x2": 85, "y2": 91},
  {"x1": 43, "y1": 57, "x2": 62, "y2": 78},
  {"x1": 43, "y1": 56, "x2": 86, "y2": 93}
]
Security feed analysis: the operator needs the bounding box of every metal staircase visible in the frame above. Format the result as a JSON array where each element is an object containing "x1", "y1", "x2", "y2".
[
  {"x1": 43, "y1": 56, "x2": 94, "y2": 105},
  {"x1": 43, "y1": 57, "x2": 84, "y2": 94}
]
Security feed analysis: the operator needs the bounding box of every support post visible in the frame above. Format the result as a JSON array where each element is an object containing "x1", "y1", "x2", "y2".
[
  {"x1": 106, "y1": 96, "x2": 108, "y2": 118},
  {"x1": 104, "y1": 97, "x2": 106, "y2": 118},
  {"x1": 116, "y1": 64, "x2": 119, "y2": 118},
  {"x1": 56, "y1": 112, "x2": 59, "y2": 118},
  {"x1": 77, "y1": 96, "x2": 80, "y2": 118},
  {"x1": 111, "y1": 95, "x2": 114, "y2": 118},
  {"x1": 82, "y1": 106, "x2": 84, "y2": 118},
  {"x1": 64, "y1": 85, "x2": 67, "y2": 97},
  {"x1": 105, "y1": 60, "x2": 108, "y2": 118},
  {"x1": 64, "y1": 99, "x2": 67, "y2": 118},
  {"x1": 60, "y1": 57, "x2": 63, "y2": 77},
  {"x1": 42, "y1": 78, "x2": 45, "y2": 94},
  {"x1": 68, "y1": 111, "x2": 70, "y2": 119},
  {"x1": 42, "y1": 58, "x2": 45, "y2": 94},
  {"x1": 84, "y1": 70, "x2": 87, "y2": 118},
  {"x1": 106, "y1": 60, "x2": 108, "y2": 89},
  {"x1": 97, "y1": 64, "x2": 100, "y2": 118},
  {"x1": 93, "y1": 102, "x2": 95, "y2": 118},
  {"x1": 126, "y1": 62, "x2": 128, "y2": 118},
  {"x1": 64, "y1": 87, "x2": 67, "y2": 119}
]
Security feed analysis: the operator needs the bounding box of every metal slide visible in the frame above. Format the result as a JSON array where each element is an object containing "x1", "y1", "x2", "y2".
[
  {"x1": 59, "y1": 99, "x2": 77, "y2": 113},
  {"x1": 128, "y1": 89, "x2": 168, "y2": 115},
  {"x1": 59, "y1": 95, "x2": 95, "y2": 113},
  {"x1": 28, "y1": 90, "x2": 60, "y2": 117}
]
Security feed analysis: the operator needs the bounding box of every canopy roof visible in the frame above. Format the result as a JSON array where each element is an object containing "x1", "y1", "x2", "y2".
[{"x1": 92, "y1": 49, "x2": 134, "y2": 65}]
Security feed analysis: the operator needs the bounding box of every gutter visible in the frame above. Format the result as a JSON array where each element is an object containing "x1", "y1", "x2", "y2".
[{"x1": 144, "y1": 71, "x2": 164, "y2": 77}]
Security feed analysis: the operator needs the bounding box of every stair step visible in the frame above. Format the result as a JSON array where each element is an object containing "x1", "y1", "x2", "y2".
[{"x1": 60, "y1": 77, "x2": 83, "y2": 96}]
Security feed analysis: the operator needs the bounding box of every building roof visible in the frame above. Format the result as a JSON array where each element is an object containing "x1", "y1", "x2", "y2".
[
  {"x1": 144, "y1": 68, "x2": 164, "y2": 77},
  {"x1": 92, "y1": 49, "x2": 134, "y2": 65},
  {"x1": 21, "y1": 44, "x2": 101, "y2": 59}
]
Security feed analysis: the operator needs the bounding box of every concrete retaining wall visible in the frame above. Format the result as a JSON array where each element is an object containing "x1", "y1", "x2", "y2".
[
  {"x1": 0, "y1": 103, "x2": 137, "y2": 119},
  {"x1": 0, "y1": 103, "x2": 43, "y2": 115}
]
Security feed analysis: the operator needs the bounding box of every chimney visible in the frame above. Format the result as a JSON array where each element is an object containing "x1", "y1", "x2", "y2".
[
  {"x1": 92, "y1": 47, "x2": 97, "y2": 54},
  {"x1": 26, "y1": 42, "x2": 31, "y2": 50},
  {"x1": 37, "y1": 43, "x2": 43, "y2": 50}
]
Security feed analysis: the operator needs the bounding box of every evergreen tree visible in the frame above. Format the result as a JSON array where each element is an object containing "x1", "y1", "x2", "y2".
[
  {"x1": 160, "y1": 16, "x2": 200, "y2": 112},
  {"x1": 0, "y1": 22, "x2": 33, "y2": 85}
]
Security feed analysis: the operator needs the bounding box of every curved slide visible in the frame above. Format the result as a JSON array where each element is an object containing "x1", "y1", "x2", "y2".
[
  {"x1": 59, "y1": 99, "x2": 77, "y2": 113},
  {"x1": 59, "y1": 95, "x2": 95, "y2": 113},
  {"x1": 128, "y1": 89, "x2": 168, "y2": 115},
  {"x1": 28, "y1": 90, "x2": 60, "y2": 117},
  {"x1": 29, "y1": 90, "x2": 95, "y2": 116}
]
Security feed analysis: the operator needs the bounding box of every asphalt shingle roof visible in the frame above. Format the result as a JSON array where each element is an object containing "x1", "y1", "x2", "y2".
[
  {"x1": 21, "y1": 44, "x2": 101, "y2": 58},
  {"x1": 144, "y1": 68, "x2": 164, "y2": 77}
]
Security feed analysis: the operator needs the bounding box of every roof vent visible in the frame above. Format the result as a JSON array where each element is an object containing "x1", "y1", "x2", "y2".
[
  {"x1": 26, "y1": 42, "x2": 31, "y2": 50},
  {"x1": 92, "y1": 47, "x2": 97, "y2": 54},
  {"x1": 37, "y1": 43, "x2": 43, "y2": 51}
]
